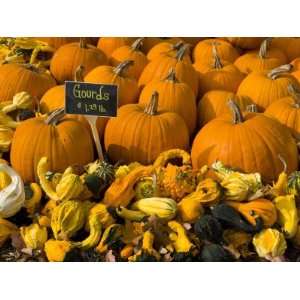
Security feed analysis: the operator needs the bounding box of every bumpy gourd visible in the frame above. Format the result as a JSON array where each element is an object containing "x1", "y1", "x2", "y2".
[
  {"x1": 153, "y1": 149, "x2": 191, "y2": 168},
  {"x1": 134, "y1": 176, "x2": 157, "y2": 200},
  {"x1": 24, "y1": 183, "x2": 42, "y2": 215},
  {"x1": 55, "y1": 173, "x2": 84, "y2": 201},
  {"x1": 20, "y1": 223, "x2": 48, "y2": 250},
  {"x1": 0, "y1": 125, "x2": 14, "y2": 152},
  {"x1": 0, "y1": 163, "x2": 25, "y2": 218},
  {"x1": 44, "y1": 239, "x2": 72, "y2": 262},
  {"x1": 177, "y1": 193, "x2": 204, "y2": 223},
  {"x1": 96, "y1": 224, "x2": 123, "y2": 254},
  {"x1": 89, "y1": 203, "x2": 115, "y2": 228},
  {"x1": 287, "y1": 171, "x2": 300, "y2": 196},
  {"x1": 2, "y1": 91, "x2": 34, "y2": 113}
]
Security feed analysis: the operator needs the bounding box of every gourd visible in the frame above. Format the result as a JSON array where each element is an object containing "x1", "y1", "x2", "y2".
[
  {"x1": 97, "y1": 37, "x2": 136, "y2": 57},
  {"x1": 116, "y1": 206, "x2": 147, "y2": 221},
  {"x1": 237, "y1": 64, "x2": 300, "y2": 111},
  {"x1": 24, "y1": 183, "x2": 42, "y2": 216},
  {"x1": 50, "y1": 38, "x2": 107, "y2": 83},
  {"x1": 153, "y1": 149, "x2": 191, "y2": 168},
  {"x1": 0, "y1": 218, "x2": 18, "y2": 247},
  {"x1": 37, "y1": 37, "x2": 81, "y2": 49},
  {"x1": 10, "y1": 109, "x2": 94, "y2": 183},
  {"x1": 225, "y1": 37, "x2": 264, "y2": 50},
  {"x1": 85, "y1": 60, "x2": 139, "y2": 107},
  {"x1": 0, "y1": 164, "x2": 25, "y2": 218},
  {"x1": 89, "y1": 203, "x2": 115, "y2": 228},
  {"x1": 104, "y1": 92, "x2": 189, "y2": 165},
  {"x1": 44, "y1": 239, "x2": 72, "y2": 262},
  {"x1": 194, "y1": 215, "x2": 223, "y2": 243},
  {"x1": 1, "y1": 91, "x2": 35, "y2": 114},
  {"x1": 139, "y1": 68, "x2": 197, "y2": 134},
  {"x1": 0, "y1": 63, "x2": 56, "y2": 102},
  {"x1": 191, "y1": 100, "x2": 298, "y2": 183},
  {"x1": 134, "y1": 176, "x2": 157, "y2": 200},
  {"x1": 177, "y1": 193, "x2": 204, "y2": 223},
  {"x1": 20, "y1": 223, "x2": 47, "y2": 250},
  {"x1": 200, "y1": 243, "x2": 234, "y2": 262},
  {"x1": 96, "y1": 224, "x2": 123, "y2": 253},
  {"x1": 226, "y1": 199, "x2": 277, "y2": 227}
]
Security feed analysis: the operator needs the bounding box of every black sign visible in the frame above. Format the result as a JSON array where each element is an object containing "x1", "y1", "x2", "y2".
[{"x1": 65, "y1": 81, "x2": 118, "y2": 117}]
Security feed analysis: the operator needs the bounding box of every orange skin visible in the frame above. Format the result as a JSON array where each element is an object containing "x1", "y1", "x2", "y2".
[
  {"x1": 141, "y1": 37, "x2": 182, "y2": 54},
  {"x1": 225, "y1": 37, "x2": 264, "y2": 50},
  {"x1": 97, "y1": 37, "x2": 135, "y2": 58},
  {"x1": 0, "y1": 64, "x2": 56, "y2": 102},
  {"x1": 271, "y1": 38, "x2": 300, "y2": 61}
]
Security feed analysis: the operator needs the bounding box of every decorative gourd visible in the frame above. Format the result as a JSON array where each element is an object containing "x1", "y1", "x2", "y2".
[
  {"x1": 139, "y1": 69, "x2": 197, "y2": 134},
  {"x1": 96, "y1": 224, "x2": 123, "y2": 253},
  {"x1": 37, "y1": 37, "x2": 80, "y2": 49},
  {"x1": 237, "y1": 64, "x2": 300, "y2": 111},
  {"x1": 225, "y1": 37, "x2": 264, "y2": 50},
  {"x1": 0, "y1": 126, "x2": 14, "y2": 153},
  {"x1": 20, "y1": 223, "x2": 47, "y2": 250},
  {"x1": 0, "y1": 164, "x2": 25, "y2": 218},
  {"x1": 89, "y1": 203, "x2": 115, "y2": 228},
  {"x1": 104, "y1": 92, "x2": 189, "y2": 165},
  {"x1": 0, "y1": 64, "x2": 56, "y2": 102},
  {"x1": 271, "y1": 37, "x2": 300, "y2": 61},
  {"x1": 197, "y1": 90, "x2": 253, "y2": 127},
  {"x1": 44, "y1": 239, "x2": 72, "y2": 262},
  {"x1": 134, "y1": 176, "x2": 157, "y2": 200},
  {"x1": 194, "y1": 44, "x2": 245, "y2": 95},
  {"x1": 110, "y1": 38, "x2": 149, "y2": 80},
  {"x1": 191, "y1": 100, "x2": 298, "y2": 183},
  {"x1": 97, "y1": 37, "x2": 136, "y2": 57},
  {"x1": 10, "y1": 109, "x2": 94, "y2": 183},
  {"x1": 85, "y1": 60, "x2": 139, "y2": 107},
  {"x1": 50, "y1": 38, "x2": 107, "y2": 83},
  {"x1": 141, "y1": 37, "x2": 182, "y2": 53},
  {"x1": 177, "y1": 194, "x2": 204, "y2": 223},
  {"x1": 265, "y1": 84, "x2": 300, "y2": 139},
  {"x1": 1, "y1": 91, "x2": 34, "y2": 114},
  {"x1": 193, "y1": 38, "x2": 240, "y2": 63},
  {"x1": 200, "y1": 243, "x2": 234, "y2": 262},
  {"x1": 0, "y1": 218, "x2": 18, "y2": 247},
  {"x1": 153, "y1": 149, "x2": 191, "y2": 168},
  {"x1": 138, "y1": 44, "x2": 198, "y2": 96},
  {"x1": 24, "y1": 182, "x2": 42, "y2": 216},
  {"x1": 227, "y1": 199, "x2": 277, "y2": 227},
  {"x1": 234, "y1": 38, "x2": 287, "y2": 74},
  {"x1": 194, "y1": 215, "x2": 223, "y2": 243}
]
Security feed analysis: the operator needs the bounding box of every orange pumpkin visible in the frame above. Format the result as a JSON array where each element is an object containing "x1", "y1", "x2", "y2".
[
  {"x1": 271, "y1": 38, "x2": 300, "y2": 61},
  {"x1": 37, "y1": 37, "x2": 80, "y2": 49},
  {"x1": 139, "y1": 68, "x2": 197, "y2": 134},
  {"x1": 139, "y1": 44, "x2": 198, "y2": 96},
  {"x1": 97, "y1": 37, "x2": 136, "y2": 58},
  {"x1": 291, "y1": 58, "x2": 300, "y2": 82},
  {"x1": 180, "y1": 37, "x2": 206, "y2": 47},
  {"x1": 0, "y1": 64, "x2": 56, "y2": 103},
  {"x1": 50, "y1": 38, "x2": 107, "y2": 83},
  {"x1": 194, "y1": 45, "x2": 244, "y2": 95},
  {"x1": 104, "y1": 91, "x2": 189, "y2": 165},
  {"x1": 234, "y1": 39, "x2": 287, "y2": 74},
  {"x1": 141, "y1": 37, "x2": 182, "y2": 53},
  {"x1": 110, "y1": 38, "x2": 149, "y2": 80},
  {"x1": 265, "y1": 84, "x2": 300, "y2": 139},
  {"x1": 10, "y1": 109, "x2": 94, "y2": 183},
  {"x1": 84, "y1": 60, "x2": 139, "y2": 107},
  {"x1": 197, "y1": 90, "x2": 253, "y2": 127},
  {"x1": 225, "y1": 37, "x2": 264, "y2": 50},
  {"x1": 193, "y1": 38, "x2": 240, "y2": 63},
  {"x1": 237, "y1": 64, "x2": 300, "y2": 111},
  {"x1": 191, "y1": 100, "x2": 298, "y2": 183}
]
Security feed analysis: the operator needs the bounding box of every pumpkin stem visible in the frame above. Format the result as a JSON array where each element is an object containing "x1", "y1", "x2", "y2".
[
  {"x1": 45, "y1": 108, "x2": 65, "y2": 126},
  {"x1": 79, "y1": 38, "x2": 87, "y2": 48},
  {"x1": 175, "y1": 44, "x2": 189, "y2": 61},
  {"x1": 113, "y1": 60, "x2": 134, "y2": 76},
  {"x1": 278, "y1": 154, "x2": 287, "y2": 173},
  {"x1": 74, "y1": 65, "x2": 84, "y2": 82},
  {"x1": 258, "y1": 38, "x2": 272, "y2": 59},
  {"x1": 267, "y1": 64, "x2": 292, "y2": 80},
  {"x1": 212, "y1": 43, "x2": 223, "y2": 69},
  {"x1": 131, "y1": 38, "x2": 144, "y2": 51},
  {"x1": 228, "y1": 99, "x2": 244, "y2": 124},
  {"x1": 144, "y1": 91, "x2": 159, "y2": 115},
  {"x1": 246, "y1": 104, "x2": 258, "y2": 113},
  {"x1": 287, "y1": 83, "x2": 300, "y2": 108},
  {"x1": 164, "y1": 68, "x2": 179, "y2": 83},
  {"x1": 23, "y1": 63, "x2": 41, "y2": 73}
]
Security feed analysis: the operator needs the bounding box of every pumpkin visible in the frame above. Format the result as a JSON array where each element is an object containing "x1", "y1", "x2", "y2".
[
  {"x1": 97, "y1": 37, "x2": 136, "y2": 57},
  {"x1": 227, "y1": 199, "x2": 277, "y2": 227},
  {"x1": 139, "y1": 44, "x2": 198, "y2": 96},
  {"x1": 85, "y1": 60, "x2": 139, "y2": 107},
  {"x1": 180, "y1": 37, "x2": 206, "y2": 47},
  {"x1": 147, "y1": 41, "x2": 191, "y2": 63},
  {"x1": 225, "y1": 37, "x2": 264, "y2": 50},
  {"x1": 271, "y1": 38, "x2": 300, "y2": 61},
  {"x1": 40, "y1": 66, "x2": 108, "y2": 137},
  {"x1": 0, "y1": 63, "x2": 56, "y2": 103},
  {"x1": 234, "y1": 38, "x2": 287, "y2": 74},
  {"x1": 37, "y1": 37, "x2": 93, "y2": 49},
  {"x1": 10, "y1": 109, "x2": 94, "y2": 183},
  {"x1": 50, "y1": 38, "x2": 107, "y2": 83},
  {"x1": 191, "y1": 100, "x2": 298, "y2": 183},
  {"x1": 110, "y1": 38, "x2": 149, "y2": 80},
  {"x1": 265, "y1": 84, "x2": 300, "y2": 139},
  {"x1": 104, "y1": 91, "x2": 189, "y2": 165},
  {"x1": 194, "y1": 44, "x2": 245, "y2": 95},
  {"x1": 291, "y1": 58, "x2": 300, "y2": 82},
  {"x1": 237, "y1": 64, "x2": 300, "y2": 111},
  {"x1": 139, "y1": 68, "x2": 197, "y2": 134},
  {"x1": 197, "y1": 90, "x2": 253, "y2": 127},
  {"x1": 141, "y1": 37, "x2": 183, "y2": 53},
  {"x1": 193, "y1": 38, "x2": 240, "y2": 63}
]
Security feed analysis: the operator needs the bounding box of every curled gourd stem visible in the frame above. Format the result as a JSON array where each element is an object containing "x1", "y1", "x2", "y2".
[
  {"x1": 175, "y1": 43, "x2": 189, "y2": 61},
  {"x1": 212, "y1": 43, "x2": 223, "y2": 69},
  {"x1": 258, "y1": 38, "x2": 272, "y2": 59},
  {"x1": 79, "y1": 38, "x2": 87, "y2": 48},
  {"x1": 74, "y1": 65, "x2": 84, "y2": 82},
  {"x1": 131, "y1": 38, "x2": 144, "y2": 51},
  {"x1": 144, "y1": 91, "x2": 159, "y2": 115},
  {"x1": 267, "y1": 64, "x2": 292, "y2": 80},
  {"x1": 228, "y1": 99, "x2": 244, "y2": 124},
  {"x1": 164, "y1": 68, "x2": 179, "y2": 83},
  {"x1": 287, "y1": 84, "x2": 300, "y2": 108},
  {"x1": 45, "y1": 108, "x2": 65, "y2": 126},
  {"x1": 278, "y1": 154, "x2": 287, "y2": 173},
  {"x1": 113, "y1": 60, "x2": 134, "y2": 76}
]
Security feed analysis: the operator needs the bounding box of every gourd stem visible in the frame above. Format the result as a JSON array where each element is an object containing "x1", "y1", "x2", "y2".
[
  {"x1": 45, "y1": 108, "x2": 65, "y2": 125},
  {"x1": 113, "y1": 60, "x2": 134, "y2": 76},
  {"x1": 164, "y1": 68, "x2": 179, "y2": 83},
  {"x1": 267, "y1": 64, "x2": 292, "y2": 80},
  {"x1": 228, "y1": 99, "x2": 244, "y2": 124},
  {"x1": 246, "y1": 104, "x2": 258, "y2": 113},
  {"x1": 175, "y1": 44, "x2": 189, "y2": 61},
  {"x1": 278, "y1": 154, "x2": 287, "y2": 173},
  {"x1": 79, "y1": 38, "x2": 87, "y2": 48},
  {"x1": 287, "y1": 83, "x2": 300, "y2": 108},
  {"x1": 131, "y1": 38, "x2": 144, "y2": 51},
  {"x1": 258, "y1": 38, "x2": 272, "y2": 59},
  {"x1": 144, "y1": 91, "x2": 159, "y2": 115},
  {"x1": 23, "y1": 63, "x2": 40, "y2": 73},
  {"x1": 212, "y1": 43, "x2": 223, "y2": 69},
  {"x1": 74, "y1": 65, "x2": 84, "y2": 82}
]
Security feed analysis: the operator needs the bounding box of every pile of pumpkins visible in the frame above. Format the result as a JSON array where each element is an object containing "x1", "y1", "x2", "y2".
[{"x1": 1, "y1": 36, "x2": 300, "y2": 261}]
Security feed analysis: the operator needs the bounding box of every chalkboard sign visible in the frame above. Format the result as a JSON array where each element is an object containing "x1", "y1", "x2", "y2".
[{"x1": 65, "y1": 81, "x2": 118, "y2": 117}]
